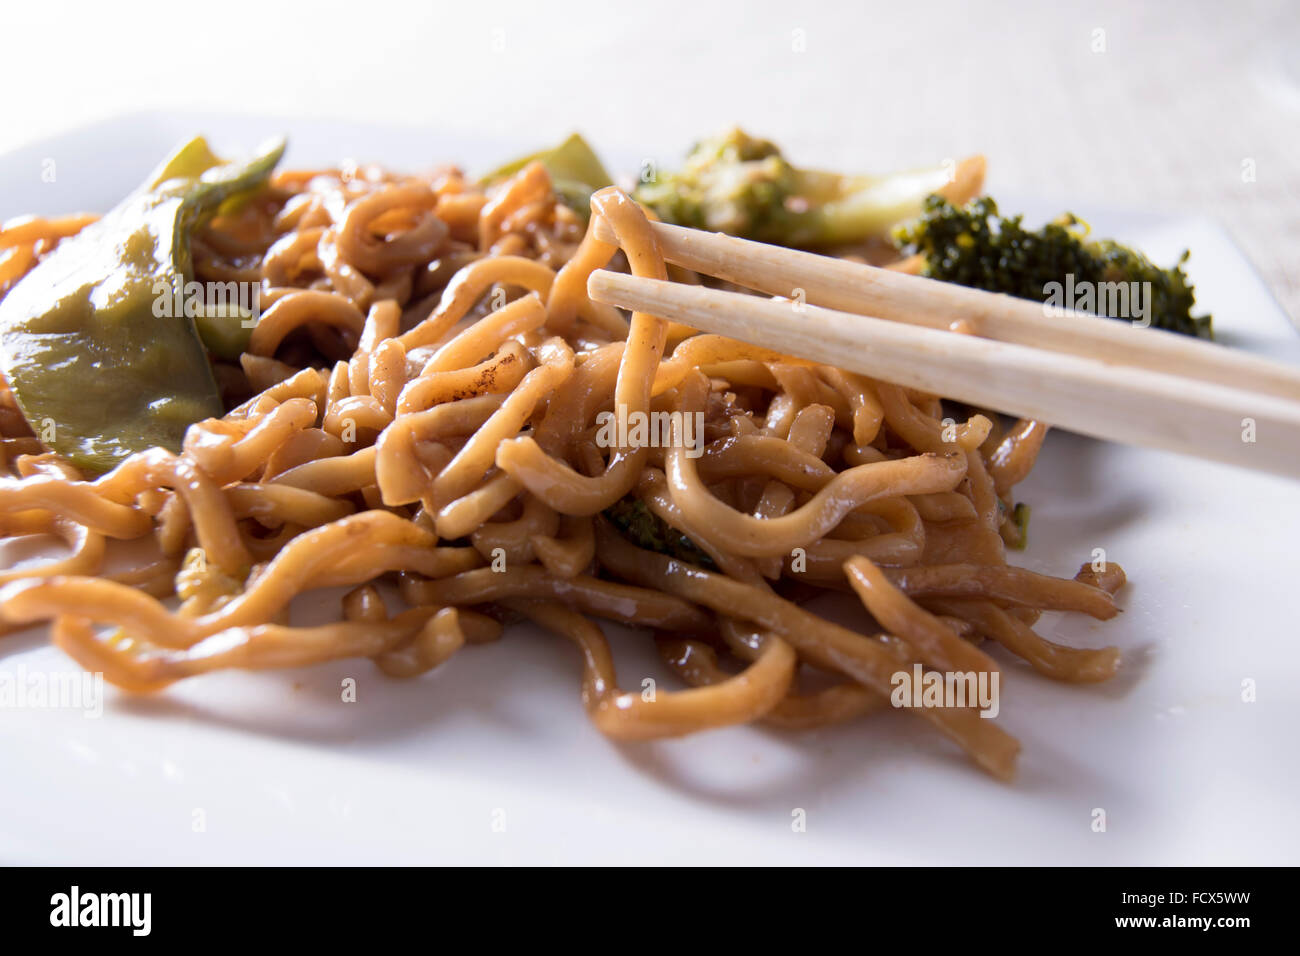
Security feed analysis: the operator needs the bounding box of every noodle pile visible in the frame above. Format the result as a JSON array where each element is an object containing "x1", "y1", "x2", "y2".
[{"x1": 0, "y1": 156, "x2": 1126, "y2": 780}]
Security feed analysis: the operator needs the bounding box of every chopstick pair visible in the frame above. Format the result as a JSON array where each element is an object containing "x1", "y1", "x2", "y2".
[{"x1": 586, "y1": 218, "x2": 1300, "y2": 479}]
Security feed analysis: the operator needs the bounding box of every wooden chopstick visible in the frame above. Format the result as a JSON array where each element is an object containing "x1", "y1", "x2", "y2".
[
  {"x1": 588, "y1": 269, "x2": 1300, "y2": 479},
  {"x1": 591, "y1": 218, "x2": 1300, "y2": 402}
]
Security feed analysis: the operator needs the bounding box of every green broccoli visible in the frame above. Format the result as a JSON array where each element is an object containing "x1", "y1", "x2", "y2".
[
  {"x1": 635, "y1": 128, "x2": 967, "y2": 248},
  {"x1": 893, "y1": 195, "x2": 1211, "y2": 338},
  {"x1": 603, "y1": 497, "x2": 716, "y2": 570}
]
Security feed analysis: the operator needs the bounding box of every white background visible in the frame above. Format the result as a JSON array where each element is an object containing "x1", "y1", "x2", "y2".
[{"x1": 4, "y1": 0, "x2": 1299, "y2": 320}]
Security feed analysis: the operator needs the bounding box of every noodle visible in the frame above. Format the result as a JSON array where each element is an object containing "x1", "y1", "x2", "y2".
[{"x1": 0, "y1": 154, "x2": 1129, "y2": 781}]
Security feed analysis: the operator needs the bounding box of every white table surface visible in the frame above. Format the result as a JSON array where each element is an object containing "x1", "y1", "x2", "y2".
[{"x1": 4, "y1": 0, "x2": 1298, "y2": 323}]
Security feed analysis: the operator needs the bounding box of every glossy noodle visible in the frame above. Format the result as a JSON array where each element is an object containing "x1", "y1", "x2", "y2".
[{"x1": 0, "y1": 157, "x2": 1128, "y2": 780}]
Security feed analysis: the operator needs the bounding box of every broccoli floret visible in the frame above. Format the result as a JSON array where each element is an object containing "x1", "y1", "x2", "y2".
[
  {"x1": 603, "y1": 497, "x2": 716, "y2": 570},
  {"x1": 634, "y1": 129, "x2": 797, "y2": 239},
  {"x1": 635, "y1": 128, "x2": 966, "y2": 248},
  {"x1": 893, "y1": 195, "x2": 1211, "y2": 338}
]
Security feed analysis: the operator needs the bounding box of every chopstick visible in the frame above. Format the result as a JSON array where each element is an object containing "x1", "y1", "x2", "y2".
[
  {"x1": 591, "y1": 218, "x2": 1300, "y2": 401},
  {"x1": 587, "y1": 269, "x2": 1300, "y2": 479}
]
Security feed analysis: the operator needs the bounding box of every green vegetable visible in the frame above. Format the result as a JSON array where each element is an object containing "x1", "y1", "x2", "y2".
[
  {"x1": 1009, "y1": 502, "x2": 1031, "y2": 550},
  {"x1": 192, "y1": 300, "x2": 260, "y2": 361},
  {"x1": 0, "y1": 135, "x2": 285, "y2": 472},
  {"x1": 634, "y1": 128, "x2": 960, "y2": 247},
  {"x1": 893, "y1": 195, "x2": 1211, "y2": 338},
  {"x1": 603, "y1": 497, "x2": 716, "y2": 570},
  {"x1": 481, "y1": 133, "x2": 613, "y2": 220}
]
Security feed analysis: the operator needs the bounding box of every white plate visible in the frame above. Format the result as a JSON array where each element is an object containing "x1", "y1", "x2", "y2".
[{"x1": 1, "y1": 114, "x2": 1298, "y2": 865}]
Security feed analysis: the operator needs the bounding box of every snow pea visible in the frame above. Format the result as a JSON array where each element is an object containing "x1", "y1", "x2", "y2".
[{"x1": 0, "y1": 135, "x2": 285, "y2": 472}]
